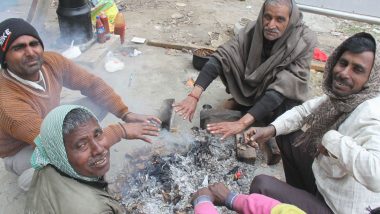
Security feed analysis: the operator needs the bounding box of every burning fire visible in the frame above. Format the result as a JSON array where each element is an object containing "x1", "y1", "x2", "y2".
[{"x1": 108, "y1": 129, "x2": 280, "y2": 213}]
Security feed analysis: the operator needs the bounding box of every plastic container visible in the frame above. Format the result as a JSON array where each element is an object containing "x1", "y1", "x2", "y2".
[
  {"x1": 56, "y1": 0, "x2": 93, "y2": 44},
  {"x1": 114, "y1": 12, "x2": 126, "y2": 44},
  {"x1": 100, "y1": 12, "x2": 110, "y2": 34},
  {"x1": 96, "y1": 16, "x2": 106, "y2": 43}
]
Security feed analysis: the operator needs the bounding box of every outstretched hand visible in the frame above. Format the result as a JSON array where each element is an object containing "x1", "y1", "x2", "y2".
[
  {"x1": 207, "y1": 121, "x2": 247, "y2": 140},
  {"x1": 208, "y1": 183, "x2": 230, "y2": 206},
  {"x1": 191, "y1": 187, "x2": 214, "y2": 205},
  {"x1": 122, "y1": 122, "x2": 160, "y2": 143},
  {"x1": 243, "y1": 125, "x2": 276, "y2": 146},
  {"x1": 191, "y1": 182, "x2": 231, "y2": 207},
  {"x1": 123, "y1": 112, "x2": 162, "y2": 125},
  {"x1": 172, "y1": 96, "x2": 198, "y2": 122}
]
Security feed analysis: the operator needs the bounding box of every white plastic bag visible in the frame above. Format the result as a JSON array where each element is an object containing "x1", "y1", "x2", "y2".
[
  {"x1": 104, "y1": 51, "x2": 125, "y2": 72},
  {"x1": 62, "y1": 41, "x2": 81, "y2": 59}
]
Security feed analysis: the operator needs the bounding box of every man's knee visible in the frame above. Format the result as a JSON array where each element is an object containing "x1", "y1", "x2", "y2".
[
  {"x1": 3, "y1": 145, "x2": 33, "y2": 175},
  {"x1": 264, "y1": 138, "x2": 281, "y2": 165},
  {"x1": 250, "y1": 174, "x2": 273, "y2": 194},
  {"x1": 3, "y1": 157, "x2": 13, "y2": 173}
]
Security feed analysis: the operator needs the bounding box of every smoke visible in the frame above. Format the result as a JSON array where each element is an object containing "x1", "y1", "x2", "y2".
[{"x1": 151, "y1": 129, "x2": 196, "y2": 154}]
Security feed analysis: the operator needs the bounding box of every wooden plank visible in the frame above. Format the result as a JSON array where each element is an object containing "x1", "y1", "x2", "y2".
[
  {"x1": 147, "y1": 40, "x2": 216, "y2": 51},
  {"x1": 147, "y1": 39, "x2": 325, "y2": 72}
]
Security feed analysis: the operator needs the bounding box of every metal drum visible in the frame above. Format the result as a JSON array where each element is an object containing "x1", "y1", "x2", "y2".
[{"x1": 56, "y1": 0, "x2": 93, "y2": 44}]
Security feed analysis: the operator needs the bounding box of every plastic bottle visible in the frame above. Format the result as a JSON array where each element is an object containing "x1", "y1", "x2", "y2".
[
  {"x1": 100, "y1": 12, "x2": 110, "y2": 34},
  {"x1": 114, "y1": 12, "x2": 126, "y2": 44},
  {"x1": 96, "y1": 16, "x2": 106, "y2": 43}
]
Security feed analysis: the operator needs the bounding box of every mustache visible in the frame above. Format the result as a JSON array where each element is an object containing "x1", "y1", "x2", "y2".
[
  {"x1": 334, "y1": 76, "x2": 351, "y2": 87},
  {"x1": 264, "y1": 27, "x2": 280, "y2": 34},
  {"x1": 23, "y1": 56, "x2": 42, "y2": 64},
  {"x1": 88, "y1": 150, "x2": 109, "y2": 167}
]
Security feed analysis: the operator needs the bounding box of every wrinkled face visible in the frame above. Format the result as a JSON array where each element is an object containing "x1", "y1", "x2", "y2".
[
  {"x1": 262, "y1": 4, "x2": 290, "y2": 41},
  {"x1": 64, "y1": 118, "x2": 110, "y2": 178},
  {"x1": 4, "y1": 35, "x2": 43, "y2": 81},
  {"x1": 332, "y1": 51, "x2": 374, "y2": 96}
]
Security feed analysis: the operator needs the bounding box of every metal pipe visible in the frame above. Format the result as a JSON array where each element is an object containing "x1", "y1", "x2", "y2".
[
  {"x1": 26, "y1": 0, "x2": 38, "y2": 22},
  {"x1": 297, "y1": 4, "x2": 380, "y2": 25}
]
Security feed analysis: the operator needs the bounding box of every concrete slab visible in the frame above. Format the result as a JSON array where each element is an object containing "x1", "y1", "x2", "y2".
[
  {"x1": 303, "y1": 12, "x2": 336, "y2": 33},
  {"x1": 0, "y1": 162, "x2": 25, "y2": 214}
]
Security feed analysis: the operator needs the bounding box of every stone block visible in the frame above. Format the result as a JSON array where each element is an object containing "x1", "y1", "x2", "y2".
[
  {"x1": 235, "y1": 133, "x2": 256, "y2": 164},
  {"x1": 199, "y1": 104, "x2": 242, "y2": 129}
]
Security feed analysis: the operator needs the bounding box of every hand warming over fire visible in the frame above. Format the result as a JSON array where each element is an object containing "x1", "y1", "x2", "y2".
[
  {"x1": 192, "y1": 182, "x2": 231, "y2": 208},
  {"x1": 244, "y1": 125, "x2": 276, "y2": 145},
  {"x1": 121, "y1": 122, "x2": 160, "y2": 143},
  {"x1": 173, "y1": 85, "x2": 203, "y2": 122},
  {"x1": 207, "y1": 121, "x2": 246, "y2": 140},
  {"x1": 191, "y1": 187, "x2": 215, "y2": 205},
  {"x1": 172, "y1": 96, "x2": 198, "y2": 122},
  {"x1": 208, "y1": 183, "x2": 230, "y2": 206},
  {"x1": 207, "y1": 113, "x2": 255, "y2": 140},
  {"x1": 123, "y1": 112, "x2": 161, "y2": 125}
]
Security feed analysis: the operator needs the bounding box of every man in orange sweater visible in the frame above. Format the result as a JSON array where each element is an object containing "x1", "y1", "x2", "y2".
[{"x1": 0, "y1": 18, "x2": 161, "y2": 190}]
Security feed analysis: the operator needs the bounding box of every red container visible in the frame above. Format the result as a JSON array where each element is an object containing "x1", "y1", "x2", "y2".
[
  {"x1": 100, "y1": 12, "x2": 110, "y2": 34},
  {"x1": 114, "y1": 12, "x2": 126, "y2": 44}
]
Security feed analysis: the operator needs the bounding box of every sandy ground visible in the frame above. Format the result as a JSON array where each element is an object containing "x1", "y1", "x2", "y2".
[{"x1": 1, "y1": 0, "x2": 379, "y2": 213}]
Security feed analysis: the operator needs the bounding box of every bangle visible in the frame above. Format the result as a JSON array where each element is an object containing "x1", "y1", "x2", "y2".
[
  {"x1": 188, "y1": 93, "x2": 199, "y2": 102},
  {"x1": 192, "y1": 195, "x2": 213, "y2": 207},
  {"x1": 225, "y1": 192, "x2": 238, "y2": 210},
  {"x1": 118, "y1": 122, "x2": 127, "y2": 137}
]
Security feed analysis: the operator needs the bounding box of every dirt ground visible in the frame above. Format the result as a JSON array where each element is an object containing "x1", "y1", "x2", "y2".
[{"x1": 1, "y1": 0, "x2": 380, "y2": 213}]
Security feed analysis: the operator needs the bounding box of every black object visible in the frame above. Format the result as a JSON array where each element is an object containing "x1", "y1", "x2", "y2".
[
  {"x1": 368, "y1": 206, "x2": 380, "y2": 214},
  {"x1": 158, "y1": 98, "x2": 175, "y2": 131},
  {"x1": 56, "y1": 0, "x2": 93, "y2": 44},
  {"x1": 199, "y1": 104, "x2": 212, "y2": 129},
  {"x1": 227, "y1": 166, "x2": 239, "y2": 175},
  {"x1": 200, "y1": 106, "x2": 242, "y2": 130},
  {"x1": 192, "y1": 48, "x2": 215, "y2": 71}
]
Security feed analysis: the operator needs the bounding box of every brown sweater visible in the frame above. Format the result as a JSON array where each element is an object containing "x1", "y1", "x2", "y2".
[{"x1": 0, "y1": 51, "x2": 129, "y2": 157}]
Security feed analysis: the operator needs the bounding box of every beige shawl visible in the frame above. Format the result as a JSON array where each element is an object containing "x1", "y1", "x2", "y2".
[{"x1": 213, "y1": 0, "x2": 317, "y2": 106}]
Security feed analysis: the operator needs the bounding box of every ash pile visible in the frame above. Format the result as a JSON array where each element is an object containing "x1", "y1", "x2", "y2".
[{"x1": 112, "y1": 128, "x2": 279, "y2": 214}]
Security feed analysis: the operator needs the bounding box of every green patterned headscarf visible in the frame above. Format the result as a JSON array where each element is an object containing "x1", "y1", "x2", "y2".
[{"x1": 31, "y1": 105, "x2": 99, "y2": 182}]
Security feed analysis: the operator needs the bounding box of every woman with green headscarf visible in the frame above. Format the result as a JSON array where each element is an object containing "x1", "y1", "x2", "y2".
[{"x1": 25, "y1": 105, "x2": 159, "y2": 213}]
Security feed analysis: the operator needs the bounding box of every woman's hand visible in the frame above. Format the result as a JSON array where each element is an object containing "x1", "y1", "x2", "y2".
[
  {"x1": 122, "y1": 122, "x2": 160, "y2": 143},
  {"x1": 123, "y1": 112, "x2": 161, "y2": 125},
  {"x1": 191, "y1": 187, "x2": 214, "y2": 206},
  {"x1": 208, "y1": 183, "x2": 230, "y2": 206}
]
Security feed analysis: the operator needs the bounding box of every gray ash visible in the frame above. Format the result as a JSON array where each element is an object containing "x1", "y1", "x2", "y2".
[{"x1": 112, "y1": 129, "x2": 275, "y2": 213}]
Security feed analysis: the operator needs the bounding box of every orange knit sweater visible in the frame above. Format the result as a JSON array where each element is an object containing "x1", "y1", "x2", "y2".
[{"x1": 0, "y1": 51, "x2": 129, "y2": 157}]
